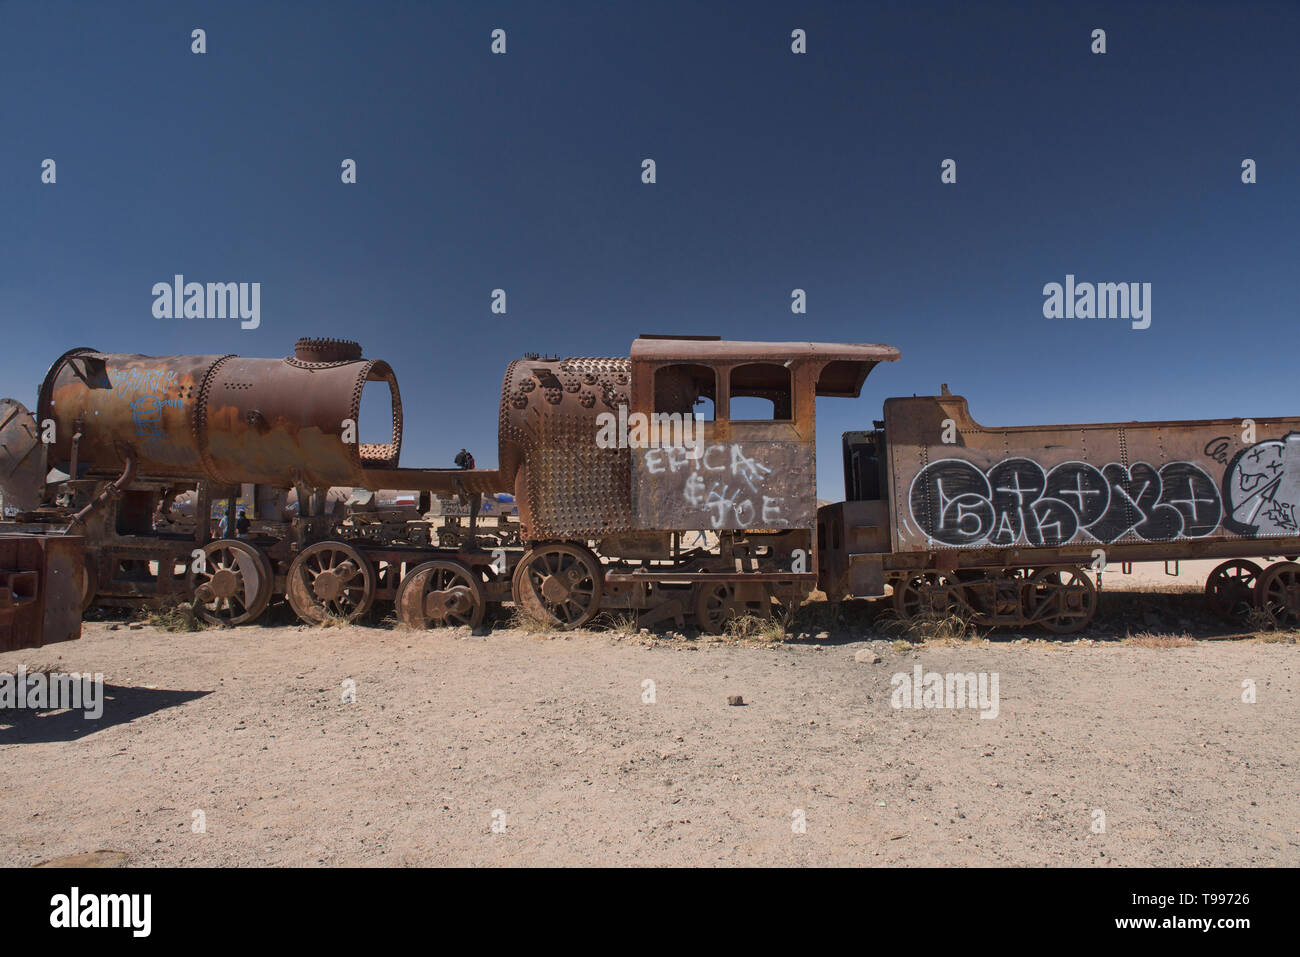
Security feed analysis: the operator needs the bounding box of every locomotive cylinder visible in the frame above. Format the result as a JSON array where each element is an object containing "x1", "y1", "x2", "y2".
[{"x1": 37, "y1": 339, "x2": 402, "y2": 489}]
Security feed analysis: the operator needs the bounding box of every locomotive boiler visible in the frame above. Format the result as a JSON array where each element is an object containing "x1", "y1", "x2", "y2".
[{"x1": 34, "y1": 338, "x2": 402, "y2": 490}]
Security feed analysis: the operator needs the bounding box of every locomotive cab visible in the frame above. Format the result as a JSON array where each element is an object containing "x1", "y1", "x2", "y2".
[{"x1": 626, "y1": 336, "x2": 898, "y2": 539}]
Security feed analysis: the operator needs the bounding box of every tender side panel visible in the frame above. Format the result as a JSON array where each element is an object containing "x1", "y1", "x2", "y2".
[{"x1": 884, "y1": 395, "x2": 1300, "y2": 555}]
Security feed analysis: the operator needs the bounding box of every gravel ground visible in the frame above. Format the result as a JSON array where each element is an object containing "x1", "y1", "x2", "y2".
[{"x1": 3, "y1": 573, "x2": 1297, "y2": 866}]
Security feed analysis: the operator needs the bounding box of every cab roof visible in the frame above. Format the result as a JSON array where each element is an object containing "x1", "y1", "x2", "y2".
[{"x1": 629, "y1": 336, "x2": 900, "y2": 397}]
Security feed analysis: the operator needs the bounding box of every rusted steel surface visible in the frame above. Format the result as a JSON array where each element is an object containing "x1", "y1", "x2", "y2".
[
  {"x1": 395, "y1": 559, "x2": 486, "y2": 629},
  {"x1": 0, "y1": 398, "x2": 43, "y2": 516},
  {"x1": 627, "y1": 337, "x2": 900, "y2": 396},
  {"x1": 0, "y1": 533, "x2": 84, "y2": 651},
  {"x1": 885, "y1": 394, "x2": 1300, "y2": 558},
  {"x1": 816, "y1": 499, "x2": 890, "y2": 598},
  {"x1": 359, "y1": 467, "x2": 505, "y2": 495},
  {"x1": 631, "y1": 437, "x2": 816, "y2": 530},
  {"x1": 68, "y1": 448, "x2": 136, "y2": 529},
  {"x1": 502, "y1": 338, "x2": 898, "y2": 540},
  {"x1": 38, "y1": 338, "x2": 402, "y2": 489},
  {"x1": 604, "y1": 570, "x2": 817, "y2": 582},
  {"x1": 498, "y1": 356, "x2": 636, "y2": 539}
]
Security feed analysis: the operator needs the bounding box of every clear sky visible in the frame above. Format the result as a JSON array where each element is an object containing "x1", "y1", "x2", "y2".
[{"x1": 2, "y1": 0, "x2": 1296, "y2": 500}]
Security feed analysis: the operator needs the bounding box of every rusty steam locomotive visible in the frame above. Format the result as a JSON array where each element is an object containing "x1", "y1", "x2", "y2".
[{"x1": 2, "y1": 334, "x2": 1299, "y2": 650}]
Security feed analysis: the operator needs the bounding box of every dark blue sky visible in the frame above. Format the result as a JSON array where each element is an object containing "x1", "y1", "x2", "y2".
[{"x1": 2, "y1": 1, "x2": 1296, "y2": 499}]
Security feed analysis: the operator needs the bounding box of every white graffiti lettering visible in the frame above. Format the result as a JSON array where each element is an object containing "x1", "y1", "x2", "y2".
[{"x1": 910, "y1": 457, "x2": 1222, "y2": 547}]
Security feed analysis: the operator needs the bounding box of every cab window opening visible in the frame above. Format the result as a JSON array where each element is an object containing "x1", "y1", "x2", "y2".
[
  {"x1": 729, "y1": 363, "x2": 792, "y2": 421},
  {"x1": 653, "y1": 363, "x2": 716, "y2": 421}
]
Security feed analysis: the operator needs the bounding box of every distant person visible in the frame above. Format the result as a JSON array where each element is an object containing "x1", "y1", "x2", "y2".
[
  {"x1": 455, "y1": 448, "x2": 475, "y2": 470},
  {"x1": 217, "y1": 512, "x2": 229, "y2": 538},
  {"x1": 235, "y1": 508, "x2": 251, "y2": 537}
]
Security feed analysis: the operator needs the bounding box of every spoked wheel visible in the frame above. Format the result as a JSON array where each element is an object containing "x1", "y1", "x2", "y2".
[
  {"x1": 287, "y1": 541, "x2": 376, "y2": 625},
  {"x1": 192, "y1": 539, "x2": 274, "y2": 626},
  {"x1": 1024, "y1": 565, "x2": 1097, "y2": 634},
  {"x1": 692, "y1": 580, "x2": 774, "y2": 635},
  {"x1": 512, "y1": 543, "x2": 603, "y2": 630},
  {"x1": 1204, "y1": 559, "x2": 1262, "y2": 620},
  {"x1": 892, "y1": 572, "x2": 968, "y2": 619},
  {"x1": 396, "y1": 559, "x2": 486, "y2": 629},
  {"x1": 1256, "y1": 561, "x2": 1300, "y2": 629}
]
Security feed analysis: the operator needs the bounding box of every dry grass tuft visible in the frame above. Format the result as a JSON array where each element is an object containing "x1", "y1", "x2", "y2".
[
  {"x1": 141, "y1": 602, "x2": 203, "y2": 633},
  {"x1": 313, "y1": 608, "x2": 357, "y2": 629},
  {"x1": 1252, "y1": 629, "x2": 1299, "y2": 644},
  {"x1": 878, "y1": 610, "x2": 982, "y2": 646},
  {"x1": 502, "y1": 607, "x2": 554, "y2": 635},
  {"x1": 719, "y1": 613, "x2": 788, "y2": 644},
  {"x1": 1124, "y1": 632, "x2": 1196, "y2": 648},
  {"x1": 1237, "y1": 607, "x2": 1300, "y2": 642},
  {"x1": 592, "y1": 611, "x2": 639, "y2": 635},
  {"x1": 1244, "y1": 606, "x2": 1274, "y2": 632}
]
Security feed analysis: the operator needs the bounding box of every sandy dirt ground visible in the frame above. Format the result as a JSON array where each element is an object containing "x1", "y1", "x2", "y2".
[{"x1": 2, "y1": 561, "x2": 1297, "y2": 867}]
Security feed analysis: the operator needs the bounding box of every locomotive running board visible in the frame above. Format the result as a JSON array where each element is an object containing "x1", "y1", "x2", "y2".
[
  {"x1": 603, "y1": 571, "x2": 817, "y2": 583},
  {"x1": 359, "y1": 467, "x2": 507, "y2": 495}
]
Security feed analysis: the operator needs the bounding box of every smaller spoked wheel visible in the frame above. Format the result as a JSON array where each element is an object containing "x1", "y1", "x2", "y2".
[
  {"x1": 892, "y1": 572, "x2": 968, "y2": 620},
  {"x1": 1204, "y1": 559, "x2": 1262, "y2": 620},
  {"x1": 192, "y1": 539, "x2": 274, "y2": 626},
  {"x1": 692, "y1": 580, "x2": 774, "y2": 635},
  {"x1": 396, "y1": 560, "x2": 486, "y2": 629},
  {"x1": 1256, "y1": 561, "x2": 1300, "y2": 629},
  {"x1": 287, "y1": 541, "x2": 376, "y2": 625},
  {"x1": 1024, "y1": 565, "x2": 1097, "y2": 634},
  {"x1": 512, "y1": 543, "x2": 603, "y2": 630}
]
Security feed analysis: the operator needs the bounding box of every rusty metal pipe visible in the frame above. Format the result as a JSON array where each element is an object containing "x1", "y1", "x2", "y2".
[{"x1": 66, "y1": 445, "x2": 136, "y2": 531}]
